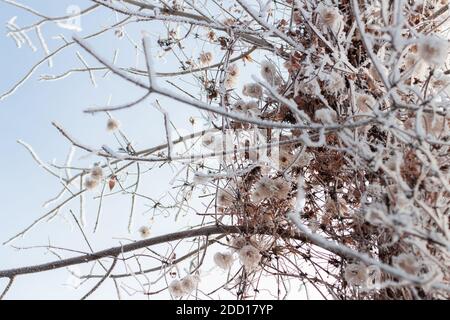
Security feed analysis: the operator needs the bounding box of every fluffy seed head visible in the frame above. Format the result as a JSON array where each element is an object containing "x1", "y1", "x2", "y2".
[
  {"x1": 168, "y1": 280, "x2": 185, "y2": 298},
  {"x1": 242, "y1": 83, "x2": 263, "y2": 99},
  {"x1": 138, "y1": 226, "x2": 151, "y2": 238},
  {"x1": 272, "y1": 178, "x2": 291, "y2": 200},
  {"x1": 227, "y1": 64, "x2": 240, "y2": 78},
  {"x1": 325, "y1": 72, "x2": 345, "y2": 95},
  {"x1": 214, "y1": 252, "x2": 234, "y2": 269},
  {"x1": 418, "y1": 36, "x2": 448, "y2": 66},
  {"x1": 317, "y1": 4, "x2": 343, "y2": 32},
  {"x1": 233, "y1": 100, "x2": 260, "y2": 117},
  {"x1": 90, "y1": 165, "x2": 103, "y2": 181},
  {"x1": 107, "y1": 118, "x2": 120, "y2": 131},
  {"x1": 355, "y1": 93, "x2": 375, "y2": 112},
  {"x1": 238, "y1": 245, "x2": 261, "y2": 271},
  {"x1": 392, "y1": 253, "x2": 421, "y2": 275},
  {"x1": 344, "y1": 263, "x2": 367, "y2": 286},
  {"x1": 260, "y1": 60, "x2": 281, "y2": 85},
  {"x1": 180, "y1": 275, "x2": 200, "y2": 294},
  {"x1": 217, "y1": 189, "x2": 234, "y2": 208},
  {"x1": 252, "y1": 177, "x2": 274, "y2": 202},
  {"x1": 199, "y1": 52, "x2": 213, "y2": 66},
  {"x1": 84, "y1": 177, "x2": 99, "y2": 190},
  {"x1": 230, "y1": 236, "x2": 247, "y2": 252},
  {"x1": 315, "y1": 108, "x2": 337, "y2": 124}
]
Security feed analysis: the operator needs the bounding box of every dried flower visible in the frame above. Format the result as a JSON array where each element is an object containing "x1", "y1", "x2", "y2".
[
  {"x1": 423, "y1": 176, "x2": 441, "y2": 192},
  {"x1": 317, "y1": 3, "x2": 343, "y2": 33},
  {"x1": 233, "y1": 100, "x2": 260, "y2": 117},
  {"x1": 251, "y1": 177, "x2": 290, "y2": 202},
  {"x1": 315, "y1": 108, "x2": 337, "y2": 124},
  {"x1": 224, "y1": 76, "x2": 237, "y2": 89},
  {"x1": 138, "y1": 226, "x2": 151, "y2": 238},
  {"x1": 180, "y1": 274, "x2": 200, "y2": 294},
  {"x1": 272, "y1": 178, "x2": 291, "y2": 200},
  {"x1": 252, "y1": 177, "x2": 273, "y2": 202},
  {"x1": 224, "y1": 64, "x2": 240, "y2": 89},
  {"x1": 260, "y1": 60, "x2": 281, "y2": 85},
  {"x1": 418, "y1": 36, "x2": 448, "y2": 66},
  {"x1": 84, "y1": 177, "x2": 99, "y2": 190},
  {"x1": 199, "y1": 52, "x2": 213, "y2": 66},
  {"x1": 106, "y1": 118, "x2": 120, "y2": 131},
  {"x1": 217, "y1": 189, "x2": 234, "y2": 208},
  {"x1": 227, "y1": 64, "x2": 240, "y2": 78},
  {"x1": 230, "y1": 236, "x2": 247, "y2": 252},
  {"x1": 242, "y1": 83, "x2": 263, "y2": 99},
  {"x1": 324, "y1": 72, "x2": 345, "y2": 95},
  {"x1": 355, "y1": 93, "x2": 375, "y2": 112},
  {"x1": 392, "y1": 253, "x2": 421, "y2": 275},
  {"x1": 168, "y1": 280, "x2": 185, "y2": 298},
  {"x1": 238, "y1": 245, "x2": 261, "y2": 271},
  {"x1": 344, "y1": 263, "x2": 367, "y2": 286},
  {"x1": 90, "y1": 165, "x2": 103, "y2": 181},
  {"x1": 214, "y1": 252, "x2": 234, "y2": 269}
]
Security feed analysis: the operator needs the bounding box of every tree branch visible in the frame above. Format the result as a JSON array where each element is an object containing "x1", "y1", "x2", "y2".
[{"x1": 0, "y1": 225, "x2": 306, "y2": 279}]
